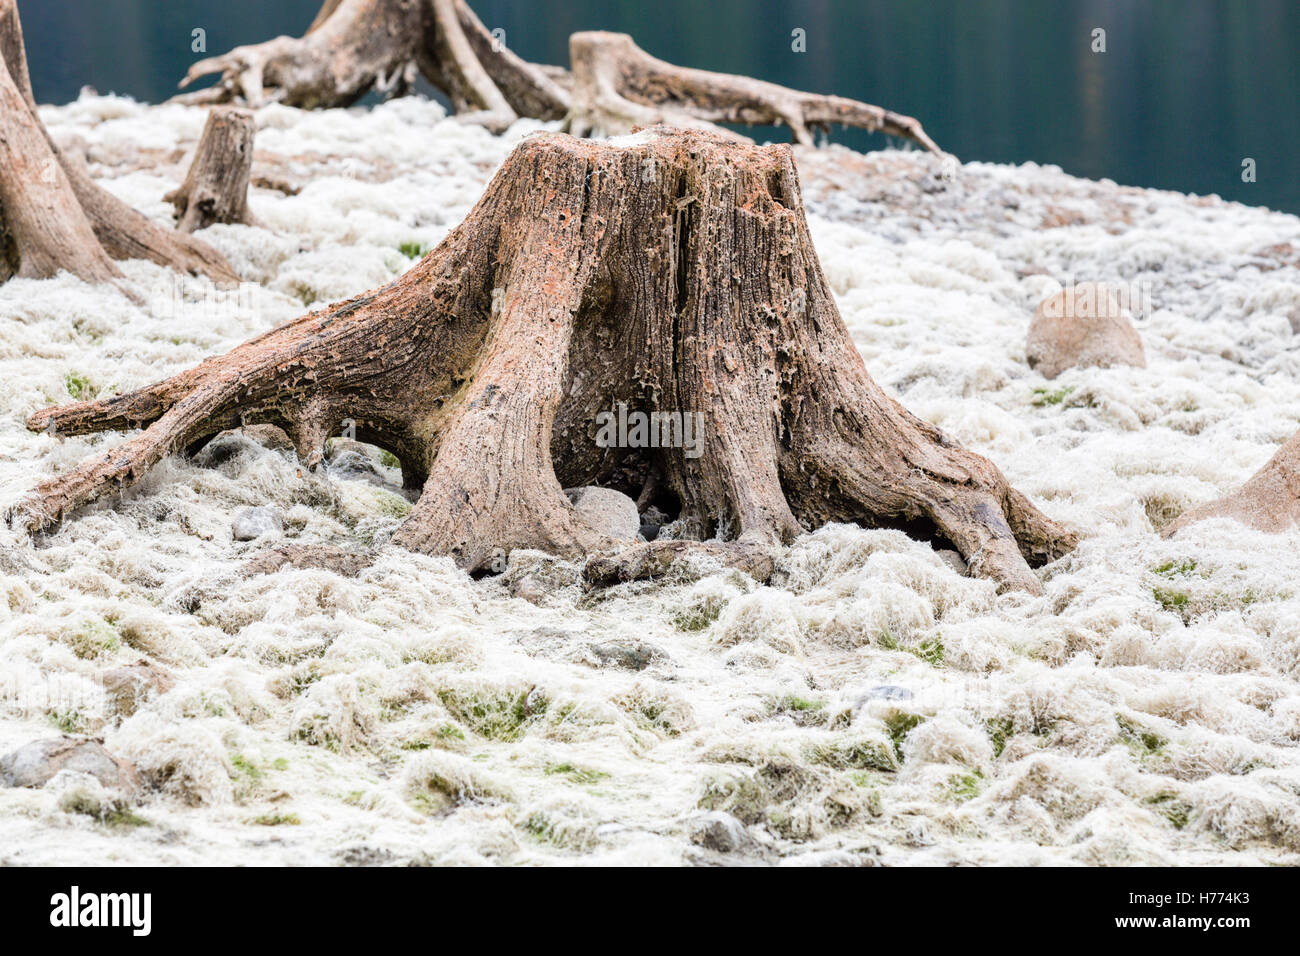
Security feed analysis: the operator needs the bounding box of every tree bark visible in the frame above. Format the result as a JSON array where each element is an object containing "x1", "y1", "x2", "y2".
[
  {"x1": 165, "y1": 106, "x2": 257, "y2": 232},
  {"x1": 12, "y1": 128, "x2": 1069, "y2": 592},
  {"x1": 0, "y1": 0, "x2": 238, "y2": 286},
  {"x1": 176, "y1": 0, "x2": 941, "y2": 152},
  {"x1": 0, "y1": 0, "x2": 119, "y2": 283}
]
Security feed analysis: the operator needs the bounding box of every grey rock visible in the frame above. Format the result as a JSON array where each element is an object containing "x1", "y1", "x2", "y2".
[
  {"x1": 326, "y1": 439, "x2": 393, "y2": 486},
  {"x1": 935, "y1": 549, "x2": 968, "y2": 575},
  {"x1": 851, "y1": 685, "x2": 913, "y2": 715},
  {"x1": 639, "y1": 505, "x2": 670, "y2": 542},
  {"x1": 510, "y1": 573, "x2": 547, "y2": 606},
  {"x1": 1, "y1": 737, "x2": 139, "y2": 791},
  {"x1": 565, "y1": 486, "x2": 639, "y2": 540},
  {"x1": 327, "y1": 454, "x2": 384, "y2": 485},
  {"x1": 515, "y1": 627, "x2": 580, "y2": 655},
  {"x1": 231, "y1": 505, "x2": 283, "y2": 541},
  {"x1": 326, "y1": 438, "x2": 374, "y2": 461},
  {"x1": 867, "y1": 684, "x2": 913, "y2": 701},
  {"x1": 586, "y1": 640, "x2": 664, "y2": 671},
  {"x1": 501, "y1": 554, "x2": 582, "y2": 600},
  {"x1": 241, "y1": 424, "x2": 294, "y2": 453},
  {"x1": 194, "y1": 425, "x2": 294, "y2": 470},
  {"x1": 192, "y1": 432, "x2": 263, "y2": 470},
  {"x1": 689, "y1": 811, "x2": 757, "y2": 854},
  {"x1": 338, "y1": 845, "x2": 397, "y2": 867}
]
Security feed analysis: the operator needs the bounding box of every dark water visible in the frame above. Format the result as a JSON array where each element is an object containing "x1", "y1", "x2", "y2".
[{"x1": 21, "y1": 0, "x2": 1300, "y2": 214}]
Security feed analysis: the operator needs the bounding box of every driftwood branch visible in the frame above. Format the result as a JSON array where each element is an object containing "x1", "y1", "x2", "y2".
[{"x1": 174, "y1": 0, "x2": 942, "y2": 153}]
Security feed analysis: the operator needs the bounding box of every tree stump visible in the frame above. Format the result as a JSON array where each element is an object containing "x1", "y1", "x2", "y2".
[
  {"x1": 0, "y1": 27, "x2": 118, "y2": 284},
  {"x1": 176, "y1": 0, "x2": 942, "y2": 152},
  {"x1": 165, "y1": 107, "x2": 256, "y2": 232},
  {"x1": 0, "y1": 0, "x2": 238, "y2": 286},
  {"x1": 11, "y1": 128, "x2": 1071, "y2": 592}
]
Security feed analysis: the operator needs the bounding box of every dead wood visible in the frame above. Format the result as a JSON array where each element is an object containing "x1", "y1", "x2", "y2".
[
  {"x1": 166, "y1": 106, "x2": 257, "y2": 232},
  {"x1": 12, "y1": 128, "x2": 1068, "y2": 593},
  {"x1": 0, "y1": 0, "x2": 238, "y2": 286},
  {"x1": 176, "y1": 0, "x2": 940, "y2": 152}
]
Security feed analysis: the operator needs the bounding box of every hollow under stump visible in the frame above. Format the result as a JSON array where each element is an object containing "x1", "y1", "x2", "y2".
[{"x1": 11, "y1": 127, "x2": 1074, "y2": 593}]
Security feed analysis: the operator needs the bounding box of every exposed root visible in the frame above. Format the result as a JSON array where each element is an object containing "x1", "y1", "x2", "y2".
[
  {"x1": 177, "y1": 0, "x2": 426, "y2": 109},
  {"x1": 563, "y1": 31, "x2": 943, "y2": 153},
  {"x1": 173, "y1": 1, "x2": 941, "y2": 155},
  {"x1": 175, "y1": 0, "x2": 567, "y2": 122},
  {"x1": 0, "y1": 0, "x2": 238, "y2": 287},
  {"x1": 14, "y1": 129, "x2": 1059, "y2": 592}
]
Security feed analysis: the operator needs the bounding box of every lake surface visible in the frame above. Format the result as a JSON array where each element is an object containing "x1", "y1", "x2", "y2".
[{"x1": 21, "y1": 0, "x2": 1300, "y2": 214}]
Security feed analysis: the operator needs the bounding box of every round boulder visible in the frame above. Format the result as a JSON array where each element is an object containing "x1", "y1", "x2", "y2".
[
  {"x1": 232, "y1": 505, "x2": 284, "y2": 541},
  {"x1": 1027, "y1": 282, "x2": 1146, "y2": 379},
  {"x1": 564, "y1": 486, "x2": 640, "y2": 541},
  {"x1": 1167, "y1": 429, "x2": 1300, "y2": 535}
]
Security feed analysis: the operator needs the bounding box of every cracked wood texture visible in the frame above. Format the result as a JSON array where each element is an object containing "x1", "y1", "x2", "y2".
[
  {"x1": 166, "y1": 106, "x2": 256, "y2": 232},
  {"x1": 0, "y1": 0, "x2": 238, "y2": 286},
  {"x1": 13, "y1": 128, "x2": 1071, "y2": 592}
]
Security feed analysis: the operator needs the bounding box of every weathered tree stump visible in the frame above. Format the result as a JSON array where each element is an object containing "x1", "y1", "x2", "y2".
[
  {"x1": 0, "y1": 24, "x2": 118, "y2": 284},
  {"x1": 176, "y1": 0, "x2": 942, "y2": 152},
  {"x1": 165, "y1": 106, "x2": 256, "y2": 232},
  {"x1": 0, "y1": 0, "x2": 238, "y2": 286},
  {"x1": 11, "y1": 128, "x2": 1070, "y2": 592}
]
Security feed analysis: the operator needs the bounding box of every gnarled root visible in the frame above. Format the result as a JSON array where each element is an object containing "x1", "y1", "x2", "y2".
[
  {"x1": 562, "y1": 31, "x2": 942, "y2": 153},
  {"x1": 176, "y1": 0, "x2": 568, "y2": 125},
  {"x1": 0, "y1": 0, "x2": 238, "y2": 287},
  {"x1": 176, "y1": 0, "x2": 427, "y2": 109},
  {"x1": 13, "y1": 129, "x2": 1061, "y2": 592},
  {"x1": 174, "y1": 1, "x2": 940, "y2": 154}
]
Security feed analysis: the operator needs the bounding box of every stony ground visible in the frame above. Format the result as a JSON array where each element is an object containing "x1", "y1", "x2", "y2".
[{"x1": 1, "y1": 95, "x2": 1299, "y2": 865}]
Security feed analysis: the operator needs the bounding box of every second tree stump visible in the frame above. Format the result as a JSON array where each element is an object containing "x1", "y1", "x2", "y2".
[{"x1": 166, "y1": 107, "x2": 257, "y2": 233}]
